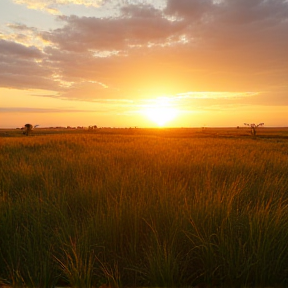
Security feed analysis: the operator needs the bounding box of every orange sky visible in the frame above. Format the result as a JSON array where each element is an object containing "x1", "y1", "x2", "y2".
[{"x1": 0, "y1": 0, "x2": 287, "y2": 128}]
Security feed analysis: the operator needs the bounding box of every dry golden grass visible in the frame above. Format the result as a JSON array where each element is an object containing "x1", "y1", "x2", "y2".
[{"x1": 0, "y1": 127, "x2": 288, "y2": 287}]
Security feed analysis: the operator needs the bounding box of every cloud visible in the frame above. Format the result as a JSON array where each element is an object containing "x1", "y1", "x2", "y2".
[
  {"x1": 165, "y1": 0, "x2": 214, "y2": 19},
  {"x1": 0, "y1": 107, "x2": 104, "y2": 113},
  {"x1": 0, "y1": 39, "x2": 59, "y2": 90},
  {"x1": 176, "y1": 91, "x2": 259, "y2": 99},
  {"x1": 13, "y1": 0, "x2": 104, "y2": 14},
  {"x1": 241, "y1": 91, "x2": 288, "y2": 106},
  {"x1": 120, "y1": 3, "x2": 163, "y2": 18},
  {"x1": 2, "y1": 23, "x2": 48, "y2": 50},
  {"x1": 171, "y1": 91, "x2": 257, "y2": 111},
  {"x1": 7, "y1": 23, "x2": 37, "y2": 32},
  {"x1": 164, "y1": 0, "x2": 288, "y2": 53},
  {"x1": 41, "y1": 10, "x2": 184, "y2": 52},
  {"x1": 0, "y1": 39, "x2": 42, "y2": 58},
  {"x1": 1, "y1": 0, "x2": 287, "y2": 105},
  {"x1": 173, "y1": 91, "x2": 288, "y2": 112}
]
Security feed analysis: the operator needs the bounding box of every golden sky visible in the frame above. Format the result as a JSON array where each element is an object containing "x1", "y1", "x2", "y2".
[{"x1": 0, "y1": 0, "x2": 287, "y2": 128}]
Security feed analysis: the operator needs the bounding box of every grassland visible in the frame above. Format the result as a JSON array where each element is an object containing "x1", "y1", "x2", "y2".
[{"x1": 0, "y1": 127, "x2": 288, "y2": 288}]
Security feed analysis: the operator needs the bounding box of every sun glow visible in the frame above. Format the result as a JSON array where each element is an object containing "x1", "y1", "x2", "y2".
[{"x1": 142, "y1": 97, "x2": 179, "y2": 127}]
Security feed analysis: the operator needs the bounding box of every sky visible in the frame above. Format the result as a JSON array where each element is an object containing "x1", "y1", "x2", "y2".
[{"x1": 0, "y1": 0, "x2": 287, "y2": 128}]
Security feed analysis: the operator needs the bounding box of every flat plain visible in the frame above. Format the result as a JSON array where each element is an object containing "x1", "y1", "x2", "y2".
[{"x1": 1, "y1": 127, "x2": 288, "y2": 288}]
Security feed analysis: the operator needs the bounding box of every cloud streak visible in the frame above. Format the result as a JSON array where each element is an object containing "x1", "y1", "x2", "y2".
[
  {"x1": 13, "y1": 0, "x2": 105, "y2": 14},
  {"x1": 0, "y1": 107, "x2": 109, "y2": 113}
]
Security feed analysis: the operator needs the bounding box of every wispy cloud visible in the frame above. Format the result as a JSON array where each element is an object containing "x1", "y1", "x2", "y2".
[
  {"x1": 12, "y1": 0, "x2": 105, "y2": 14},
  {"x1": 0, "y1": 107, "x2": 109, "y2": 113},
  {"x1": 176, "y1": 91, "x2": 259, "y2": 99}
]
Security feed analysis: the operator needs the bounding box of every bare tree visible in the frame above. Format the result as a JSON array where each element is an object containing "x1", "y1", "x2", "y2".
[{"x1": 244, "y1": 123, "x2": 264, "y2": 136}]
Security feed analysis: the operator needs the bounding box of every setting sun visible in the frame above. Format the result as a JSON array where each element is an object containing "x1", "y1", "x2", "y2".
[{"x1": 142, "y1": 97, "x2": 178, "y2": 127}]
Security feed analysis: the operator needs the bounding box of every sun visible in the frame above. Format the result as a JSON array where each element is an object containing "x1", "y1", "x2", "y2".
[{"x1": 142, "y1": 97, "x2": 179, "y2": 127}]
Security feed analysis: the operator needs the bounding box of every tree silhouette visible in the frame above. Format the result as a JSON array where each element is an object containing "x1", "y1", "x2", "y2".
[
  {"x1": 23, "y1": 124, "x2": 33, "y2": 136},
  {"x1": 244, "y1": 123, "x2": 264, "y2": 136}
]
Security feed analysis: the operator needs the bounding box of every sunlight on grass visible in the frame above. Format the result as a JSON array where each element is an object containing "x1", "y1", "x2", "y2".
[{"x1": 1, "y1": 129, "x2": 288, "y2": 287}]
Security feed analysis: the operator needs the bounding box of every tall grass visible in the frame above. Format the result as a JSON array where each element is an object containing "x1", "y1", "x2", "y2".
[{"x1": 1, "y1": 131, "x2": 288, "y2": 287}]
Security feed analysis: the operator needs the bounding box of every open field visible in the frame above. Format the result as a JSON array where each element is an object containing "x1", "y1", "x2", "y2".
[
  {"x1": 1, "y1": 128, "x2": 288, "y2": 287},
  {"x1": 1, "y1": 127, "x2": 288, "y2": 139}
]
